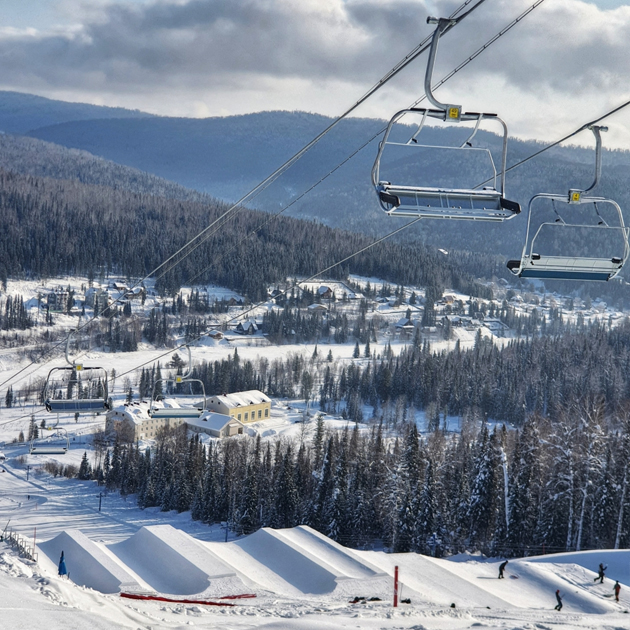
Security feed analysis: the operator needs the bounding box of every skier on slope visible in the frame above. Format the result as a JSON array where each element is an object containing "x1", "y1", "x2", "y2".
[
  {"x1": 614, "y1": 580, "x2": 621, "y2": 602},
  {"x1": 594, "y1": 562, "x2": 607, "y2": 584},
  {"x1": 498, "y1": 560, "x2": 508, "y2": 579},
  {"x1": 554, "y1": 589, "x2": 563, "y2": 611}
]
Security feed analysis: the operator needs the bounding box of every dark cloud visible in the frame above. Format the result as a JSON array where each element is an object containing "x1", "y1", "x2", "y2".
[
  {"x1": 0, "y1": 0, "x2": 437, "y2": 91},
  {"x1": 0, "y1": 0, "x2": 628, "y2": 127}
]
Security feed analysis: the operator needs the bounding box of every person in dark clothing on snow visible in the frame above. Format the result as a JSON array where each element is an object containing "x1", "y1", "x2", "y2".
[
  {"x1": 498, "y1": 560, "x2": 508, "y2": 579},
  {"x1": 594, "y1": 563, "x2": 606, "y2": 584},
  {"x1": 554, "y1": 589, "x2": 563, "y2": 611},
  {"x1": 614, "y1": 580, "x2": 621, "y2": 602}
]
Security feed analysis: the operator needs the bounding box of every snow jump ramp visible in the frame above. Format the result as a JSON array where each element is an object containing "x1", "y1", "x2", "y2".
[
  {"x1": 39, "y1": 529, "x2": 146, "y2": 594},
  {"x1": 206, "y1": 526, "x2": 389, "y2": 596},
  {"x1": 108, "y1": 524, "x2": 244, "y2": 596}
]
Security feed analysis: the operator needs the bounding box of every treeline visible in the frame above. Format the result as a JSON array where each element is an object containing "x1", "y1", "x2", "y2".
[
  {"x1": 94, "y1": 404, "x2": 630, "y2": 556},
  {"x1": 0, "y1": 169, "x2": 497, "y2": 302},
  {"x1": 0, "y1": 294, "x2": 32, "y2": 330}
]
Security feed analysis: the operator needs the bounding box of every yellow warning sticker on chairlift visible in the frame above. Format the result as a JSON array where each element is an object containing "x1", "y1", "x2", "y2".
[
  {"x1": 448, "y1": 107, "x2": 459, "y2": 119},
  {"x1": 176, "y1": 376, "x2": 183, "y2": 383},
  {"x1": 571, "y1": 191, "x2": 581, "y2": 203},
  {"x1": 76, "y1": 364, "x2": 83, "y2": 371}
]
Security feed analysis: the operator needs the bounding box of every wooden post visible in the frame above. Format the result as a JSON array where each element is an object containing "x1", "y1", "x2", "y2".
[
  {"x1": 394, "y1": 565, "x2": 399, "y2": 608},
  {"x1": 33, "y1": 527, "x2": 36, "y2": 556}
]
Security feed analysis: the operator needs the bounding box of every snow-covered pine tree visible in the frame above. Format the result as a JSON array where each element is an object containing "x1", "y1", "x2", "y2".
[{"x1": 78, "y1": 451, "x2": 92, "y2": 480}]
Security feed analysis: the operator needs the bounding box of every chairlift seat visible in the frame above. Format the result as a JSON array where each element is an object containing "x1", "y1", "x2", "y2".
[
  {"x1": 149, "y1": 408, "x2": 204, "y2": 419},
  {"x1": 508, "y1": 255, "x2": 623, "y2": 282},
  {"x1": 46, "y1": 399, "x2": 109, "y2": 413},
  {"x1": 377, "y1": 183, "x2": 520, "y2": 221},
  {"x1": 29, "y1": 446, "x2": 68, "y2": 455}
]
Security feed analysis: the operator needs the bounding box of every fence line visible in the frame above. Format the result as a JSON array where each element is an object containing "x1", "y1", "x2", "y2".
[{"x1": 1, "y1": 527, "x2": 38, "y2": 563}]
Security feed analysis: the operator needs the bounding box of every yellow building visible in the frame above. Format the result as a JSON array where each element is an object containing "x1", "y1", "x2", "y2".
[{"x1": 206, "y1": 390, "x2": 271, "y2": 423}]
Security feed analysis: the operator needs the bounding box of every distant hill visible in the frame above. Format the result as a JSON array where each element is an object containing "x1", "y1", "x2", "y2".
[
  {"x1": 0, "y1": 90, "x2": 153, "y2": 134},
  {"x1": 0, "y1": 133, "x2": 208, "y2": 203}
]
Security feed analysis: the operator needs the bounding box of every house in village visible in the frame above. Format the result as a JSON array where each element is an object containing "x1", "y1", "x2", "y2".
[
  {"x1": 206, "y1": 390, "x2": 271, "y2": 423},
  {"x1": 307, "y1": 303, "x2": 328, "y2": 313},
  {"x1": 106, "y1": 401, "x2": 244, "y2": 441},
  {"x1": 187, "y1": 413, "x2": 245, "y2": 438},
  {"x1": 47, "y1": 288, "x2": 70, "y2": 312},
  {"x1": 235, "y1": 319, "x2": 259, "y2": 335},
  {"x1": 394, "y1": 317, "x2": 416, "y2": 338},
  {"x1": 123, "y1": 286, "x2": 146, "y2": 301},
  {"x1": 85, "y1": 288, "x2": 110, "y2": 313},
  {"x1": 318, "y1": 286, "x2": 334, "y2": 300}
]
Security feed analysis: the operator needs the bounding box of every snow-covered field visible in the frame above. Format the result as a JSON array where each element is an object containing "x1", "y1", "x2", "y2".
[{"x1": 1, "y1": 450, "x2": 630, "y2": 630}]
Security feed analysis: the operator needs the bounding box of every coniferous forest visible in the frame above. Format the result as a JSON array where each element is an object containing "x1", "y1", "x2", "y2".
[
  {"x1": 92, "y1": 403, "x2": 630, "y2": 557},
  {"x1": 0, "y1": 169, "x2": 497, "y2": 302},
  {"x1": 54, "y1": 319, "x2": 630, "y2": 557}
]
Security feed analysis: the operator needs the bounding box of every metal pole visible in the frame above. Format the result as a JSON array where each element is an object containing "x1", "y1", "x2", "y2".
[
  {"x1": 26, "y1": 466, "x2": 30, "y2": 481},
  {"x1": 98, "y1": 492, "x2": 102, "y2": 512},
  {"x1": 394, "y1": 565, "x2": 399, "y2": 607}
]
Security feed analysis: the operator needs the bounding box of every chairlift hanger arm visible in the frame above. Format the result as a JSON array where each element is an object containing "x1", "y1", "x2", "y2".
[
  {"x1": 568, "y1": 125, "x2": 608, "y2": 202},
  {"x1": 425, "y1": 17, "x2": 461, "y2": 119}
]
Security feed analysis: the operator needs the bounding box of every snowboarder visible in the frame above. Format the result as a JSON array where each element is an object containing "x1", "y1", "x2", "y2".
[
  {"x1": 594, "y1": 563, "x2": 606, "y2": 584},
  {"x1": 498, "y1": 560, "x2": 508, "y2": 579},
  {"x1": 554, "y1": 589, "x2": 563, "y2": 611},
  {"x1": 58, "y1": 550, "x2": 67, "y2": 577},
  {"x1": 614, "y1": 580, "x2": 621, "y2": 602}
]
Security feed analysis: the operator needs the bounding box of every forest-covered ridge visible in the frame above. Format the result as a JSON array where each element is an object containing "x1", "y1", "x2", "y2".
[
  {"x1": 0, "y1": 168, "x2": 499, "y2": 302},
  {"x1": 0, "y1": 133, "x2": 210, "y2": 203}
]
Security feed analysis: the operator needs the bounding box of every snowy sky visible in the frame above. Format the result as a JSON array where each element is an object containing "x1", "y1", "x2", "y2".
[{"x1": 0, "y1": 0, "x2": 629, "y2": 148}]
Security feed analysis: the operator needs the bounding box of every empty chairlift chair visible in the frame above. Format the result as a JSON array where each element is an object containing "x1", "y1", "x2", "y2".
[
  {"x1": 372, "y1": 16, "x2": 520, "y2": 222},
  {"x1": 149, "y1": 346, "x2": 206, "y2": 419},
  {"x1": 44, "y1": 333, "x2": 110, "y2": 414},
  {"x1": 29, "y1": 427, "x2": 70, "y2": 455},
  {"x1": 507, "y1": 126, "x2": 629, "y2": 281}
]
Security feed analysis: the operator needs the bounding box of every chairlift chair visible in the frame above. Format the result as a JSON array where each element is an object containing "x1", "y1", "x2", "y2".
[
  {"x1": 29, "y1": 427, "x2": 70, "y2": 455},
  {"x1": 149, "y1": 346, "x2": 206, "y2": 419},
  {"x1": 372, "y1": 16, "x2": 521, "y2": 222},
  {"x1": 44, "y1": 331, "x2": 109, "y2": 414},
  {"x1": 507, "y1": 126, "x2": 629, "y2": 281}
]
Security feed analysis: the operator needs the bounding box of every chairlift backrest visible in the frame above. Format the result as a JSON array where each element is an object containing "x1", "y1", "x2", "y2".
[{"x1": 371, "y1": 16, "x2": 520, "y2": 222}]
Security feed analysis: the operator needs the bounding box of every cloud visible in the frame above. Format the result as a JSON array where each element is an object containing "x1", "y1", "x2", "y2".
[{"x1": 0, "y1": 0, "x2": 629, "y2": 146}]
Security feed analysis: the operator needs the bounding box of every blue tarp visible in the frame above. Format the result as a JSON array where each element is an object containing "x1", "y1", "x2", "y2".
[{"x1": 58, "y1": 551, "x2": 68, "y2": 576}]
